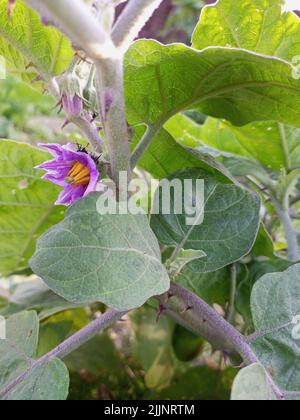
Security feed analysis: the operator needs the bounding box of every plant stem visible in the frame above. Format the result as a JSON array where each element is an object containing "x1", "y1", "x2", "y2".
[
  {"x1": 95, "y1": 58, "x2": 131, "y2": 190},
  {"x1": 158, "y1": 282, "x2": 284, "y2": 400},
  {"x1": 276, "y1": 205, "x2": 299, "y2": 261},
  {"x1": 130, "y1": 124, "x2": 160, "y2": 169},
  {"x1": 112, "y1": 0, "x2": 164, "y2": 52},
  {"x1": 26, "y1": 0, "x2": 117, "y2": 60},
  {"x1": 226, "y1": 264, "x2": 237, "y2": 324},
  {"x1": 70, "y1": 115, "x2": 103, "y2": 154},
  {"x1": 278, "y1": 123, "x2": 291, "y2": 172},
  {"x1": 0, "y1": 309, "x2": 125, "y2": 399}
]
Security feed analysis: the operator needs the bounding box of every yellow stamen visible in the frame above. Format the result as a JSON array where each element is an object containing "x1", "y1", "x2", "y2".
[{"x1": 66, "y1": 161, "x2": 90, "y2": 186}]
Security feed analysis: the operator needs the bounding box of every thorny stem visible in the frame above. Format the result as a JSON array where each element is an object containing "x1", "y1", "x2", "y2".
[
  {"x1": 112, "y1": 0, "x2": 164, "y2": 53},
  {"x1": 0, "y1": 309, "x2": 125, "y2": 399},
  {"x1": 158, "y1": 283, "x2": 285, "y2": 401}
]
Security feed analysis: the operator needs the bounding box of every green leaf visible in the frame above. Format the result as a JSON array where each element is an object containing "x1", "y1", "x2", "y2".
[
  {"x1": 151, "y1": 168, "x2": 261, "y2": 272},
  {"x1": 0, "y1": 0, "x2": 73, "y2": 85},
  {"x1": 125, "y1": 40, "x2": 300, "y2": 130},
  {"x1": 0, "y1": 311, "x2": 69, "y2": 400},
  {"x1": 177, "y1": 266, "x2": 231, "y2": 306},
  {"x1": 231, "y1": 364, "x2": 276, "y2": 401},
  {"x1": 250, "y1": 264, "x2": 300, "y2": 392},
  {"x1": 4, "y1": 278, "x2": 80, "y2": 320},
  {"x1": 167, "y1": 249, "x2": 206, "y2": 275},
  {"x1": 131, "y1": 127, "x2": 232, "y2": 181},
  {"x1": 192, "y1": 0, "x2": 300, "y2": 62},
  {"x1": 252, "y1": 224, "x2": 275, "y2": 258},
  {"x1": 30, "y1": 193, "x2": 170, "y2": 311},
  {"x1": 198, "y1": 117, "x2": 300, "y2": 172},
  {"x1": 236, "y1": 258, "x2": 291, "y2": 328},
  {"x1": 4, "y1": 359, "x2": 69, "y2": 401},
  {"x1": 0, "y1": 140, "x2": 65, "y2": 276}
]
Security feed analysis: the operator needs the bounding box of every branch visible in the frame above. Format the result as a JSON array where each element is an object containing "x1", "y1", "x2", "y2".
[
  {"x1": 271, "y1": 195, "x2": 299, "y2": 261},
  {"x1": 131, "y1": 124, "x2": 160, "y2": 169},
  {"x1": 112, "y1": 0, "x2": 164, "y2": 52},
  {"x1": 158, "y1": 282, "x2": 285, "y2": 400},
  {"x1": 0, "y1": 309, "x2": 125, "y2": 399},
  {"x1": 25, "y1": 0, "x2": 118, "y2": 60},
  {"x1": 95, "y1": 58, "x2": 131, "y2": 190},
  {"x1": 70, "y1": 115, "x2": 103, "y2": 154}
]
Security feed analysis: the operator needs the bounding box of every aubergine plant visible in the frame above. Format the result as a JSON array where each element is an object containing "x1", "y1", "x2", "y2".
[{"x1": 0, "y1": 0, "x2": 300, "y2": 401}]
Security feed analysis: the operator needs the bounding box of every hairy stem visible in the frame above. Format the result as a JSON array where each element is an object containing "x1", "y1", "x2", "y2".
[
  {"x1": 131, "y1": 124, "x2": 161, "y2": 169},
  {"x1": 70, "y1": 115, "x2": 102, "y2": 154},
  {"x1": 112, "y1": 0, "x2": 164, "y2": 52},
  {"x1": 159, "y1": 282, "x2": 284, "y2": 400},
  {"x1": 276, "y1": 204, "x2": 299, "y2": 261},
  {"x1": 95, "y1": 58, "x2": 131, "y2": 190},
  {"x1": 26, "y1": 0, "x2": 117, "y2": 60},
  {"x1": 0, "y1": 309, "x2": 125, "y2": 399},
  {"x1": 226, "y1": 264, "x2": 237, "y2": 324}
]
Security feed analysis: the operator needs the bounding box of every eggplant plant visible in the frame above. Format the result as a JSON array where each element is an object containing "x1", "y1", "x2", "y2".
[{"x1": 0, "y1": 0, "x2": 300, "y2": 401}]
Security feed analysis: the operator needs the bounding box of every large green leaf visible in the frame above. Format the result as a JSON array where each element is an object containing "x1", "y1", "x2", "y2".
[
  {"x1": 0, "y1": 0, "x2": 73, "y2": 85},
  {"x1": 198, "y1": 118, "x2": 300, "y2": 172},
  {"x1": 250, "y1": 264, "x2": 300, "y2": 392},
  {"x1": 192, "y1": 0, "x2": 300, "y2": 62},
  {"x1": 0, "y1": 140, "x2": 65, "y2": 276},
  {"x1": 236, "y1": 258, "x2": 291, "y2": 328},
  {"x1": 151, "y1": 168, "x2": 261, "y2": 272},
  {"x1": 231, "y1": 364, "x2": 276, "y2": 401},
  {"x1": 125, "y1": 40, "x2": 300, "y2": 130},
  {"x1": 30, "y1": 193, "x2": 170, "y2": 311},
  {"x1": 0, "y1": 311, "x2": 69, "y2": 400},
  {"x1": 132, "y1": 127, "x2": 232, "y2": 181}
]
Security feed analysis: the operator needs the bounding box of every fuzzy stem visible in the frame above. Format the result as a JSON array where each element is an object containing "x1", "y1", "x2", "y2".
[
  {"x1": 226, "y1": 264, "x2": 237, "y2": 324},
  {"x1": 273, "y1": 199, "x2": 299, "y2": 261},
  {"x1": 112, "y1": 0, "x2": 164, "y2": 52},
  {"x1": 159, "y1": 282, "x2": 284, "y2": 400},
  {"x1": 70, "y1": 115, "x2": 103, "y2": 154},
  {"x1": 0, "y1": 309, "x2": 125, "y2": 399},
  {"x1": 25, "y1": 0, "x2": 117, "y2": 60},
  {"x1": 131, "y1": 124, "x2": 160, "y2": 169},
  {"x1": 95, "y1": 58, "x2": 131, "y2": 189}
]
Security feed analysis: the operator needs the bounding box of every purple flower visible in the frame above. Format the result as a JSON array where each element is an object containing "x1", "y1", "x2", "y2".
[
  {"x1": 36, "y1": 143, "x2": 99, "y2": 206},
  {"x1": 61, "y1": 93, "x2": 83, "y2": 117}
]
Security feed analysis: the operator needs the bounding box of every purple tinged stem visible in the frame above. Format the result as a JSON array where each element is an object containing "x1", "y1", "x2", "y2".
[
  {"x1": 0, "y1": 309, "x2": 125, "y2": 400},
  {"x1": 158, "y1": 282, "x2": 285, "y2": 400}
]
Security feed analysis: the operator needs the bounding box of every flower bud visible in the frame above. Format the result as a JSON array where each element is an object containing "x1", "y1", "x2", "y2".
[
  {"x1": 8, "y1": 0, "x2": 16, "y2": 18},
  {"x1": 58, "y1": 72, "x2": 84, "y2": 117}
]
